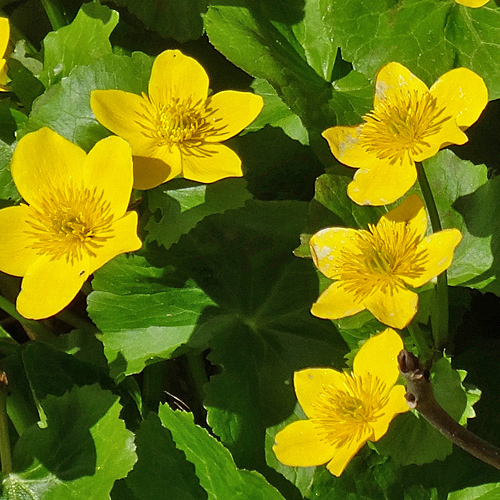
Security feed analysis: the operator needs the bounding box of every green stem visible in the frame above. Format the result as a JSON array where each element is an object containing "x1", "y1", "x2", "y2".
[
  {"x1": 39, "y1": 0, "x2": 68, "y2": 31},
  {"x1": 142, "y1": 362, "x2": 166, "y2": 413},
  {"x1": 55, "y1": 309, "x2": 97, "y2": 334},
  {"x1": 416, "y1": 162, "x2": 449, "y2": 350},
  {"x1": 407, "y1": 323, "x2": 433, "y2": 367},
  {"x1": 0, "y1": 376, "x2": 12, "y2": 474},
  {"x1": 0, "y1": 295, "x2": 54, "y2": 340}
]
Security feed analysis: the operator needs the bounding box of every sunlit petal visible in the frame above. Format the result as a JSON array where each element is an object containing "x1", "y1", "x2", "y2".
[
  {"x1": 326, "y1": 433, "x2": 370, "y2": 477},
  {"x1": 273, "y1": 420, "x2": 335, "y2": 467},
  {"x1": 0, "y1": 17, "x2": 9, "y2": 58},
  {"x1": 404, "y1": 229, "x2": 462, "y2": 288},
  {"x1": 311, "y1": 282, "x2": 365, "y2": 320},
  {"x1": 364, "y1": 285, "x2": 418, "y2": 329},
  {"x1": 353, "y1": 328, "x2": 404, "y2": 388},
  {"x1": 204, "y1": 91, "x2": 264, "y2": 142},
  {"x1": 309, "y1": 227, "x2": 359, "y2": 279},
  {"x1": 294, "y1": 368, "x2": 346, "y2": 419},
  {"x1": 430, "y1": 68, "x2": 488, "y2": 128},
  {"x1": 0, "y1": 205, "x2": 39, "y2": 276},
  {"x1": 181, "y1": 143, "x2": 243, "y2": 183},
  {"x1": 11, "y1": 127, "x2": 86, "y2": 206},
  {"x1": 322, "y1": 125, "x2": 370, "y2": 169},
  {"x1": 455, "y1": 0, "x2": 490, "y2": 5},
  {"x1": 149, "y1": 49, "x2": 209, "y2": 105},
  {"x1": 17, "y1": 253, "x2": 89, "y2": 320},
  {"x1": 83, "y1": 136, "x2": 134, "y2": 219},
  {"x1": 381, "y1": 194, "x2": 427, "y2": 239},
  {"x1": 371, "y1": 385, "x2": 410, "y2": 441},
  {"x1": 132, "y1": 146, "x2": 183, "y2": 190}
]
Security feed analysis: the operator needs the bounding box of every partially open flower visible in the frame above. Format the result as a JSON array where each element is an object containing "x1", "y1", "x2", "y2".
[
  {"x1": 322, "y1": 62, "x2": 487, "y2": 206},
  {"x1": 273, "y1": 328, "x2": 409, "y2": 476},
  {"x1": 91, "y1": 49, "x2": 264, "y2": 190},
  {"x1": 309, "y1": 195, "x2": 461, "y2": 329},
  {"x1": 0, "y1": 128, "x2": 142, "y2": 319}
]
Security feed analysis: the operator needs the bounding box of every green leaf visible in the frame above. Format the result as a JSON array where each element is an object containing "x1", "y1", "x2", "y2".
[
  {"x1": 111, "y1": 0, "x2": 205, "y2": 42},
  {"x1": 22, "y1": 51, "x2": 153, "y2": 151},
  {"x1": 330, "y1": 0, "x2": 500, "y2": 99},
  {"x1": 125, "y1": 413, "x2": 206, "y2": 500},
  {"x1": 4, "y1": 385, "x2": 136, "y2": 500},
  {"x1": 87, "y1": 254, "x2": 215, "y2": 380},
  {"x1": 422, "y1": 150, "x2": 497, "y2": 292},
  {"x1": 164, "y1": 200, "x2": 346, "y2": 479},
  {"x1": 0, "y1": 139, "x2": 19, "y2": 202},
  {"x1": 374, "y1": 355, "x2": 477, "y2": 466},
  {"x1": 247, "y1": 78, "x2": 309, "y2": 145},
  {"x1": 145, "y1": 178, "x2": 252, "y2": 250},
  {"x1": 39, "y1": 1, "x2": 119, "y2": 87},
  {"x1": 448, "y1": 483, "x2": 500, "y2": 500},
  {"x1": 158, "y1": 404, "x2": 286, "y2": 500}
]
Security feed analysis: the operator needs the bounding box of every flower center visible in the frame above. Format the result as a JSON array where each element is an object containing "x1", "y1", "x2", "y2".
[
  {"x1": 361, "y1": 89, "x2": 450, "y2": 161},
  {"x1": 25, "y1": 181, "x2": 114, "y2": 264},
  {"x1": 311, "y1": 372, "x2": 389, "y2": 446},
  {"x1": 333, "y1": 218, "x2": 428, "y2": 299}
]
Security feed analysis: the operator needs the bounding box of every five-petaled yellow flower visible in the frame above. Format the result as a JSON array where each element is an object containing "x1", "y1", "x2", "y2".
[
  {"x1": 309, "y1": 194, "x2": 461, "y2": 329},
  {"x1": 273, "y1": 328, "x2": 409, "y2": 476},
  {"x1": 322, "y1": 62, "x2": 488, "y2": 206},
  {"x1": 0, "y1": 127, "x2": 142, "y2": 320},
  {"x1": 0, "y1": 17, "x2": 10, "y2": 91},
  {"x1": 90, "y1": 49, "x2": 264, "y2": 190}
]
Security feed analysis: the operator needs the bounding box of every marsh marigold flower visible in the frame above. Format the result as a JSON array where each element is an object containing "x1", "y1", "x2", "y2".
[
  {"x1": 0, "y1": 127, "x2": 142, "y2": 319},
  {"x1": 273, "y1": 328, "x2": 409, "y2": 476},
  {"x1": 0, "y1": 17, "x2": 10, "y2": 91},
  {"x1": 90, "y1": 49, "x2": 264, "y2": 190},
  {"x1": 309, "y1": 195, "x2": 461, "y2": 329},
  {"x1": 323, "y1": 62, "x2": 487, "y2": 206}
]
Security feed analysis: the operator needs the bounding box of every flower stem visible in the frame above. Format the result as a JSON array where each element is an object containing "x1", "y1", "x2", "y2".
[
  {"x1": 39, "y1": 0, "x2": 68, "y2": 31},
  {"x1": 407, "y1": 323, "x2": 433, "y2": 367},
  {"x1": 416, "y1": 162, "x2": 449, "y2": 351},
  {"x1": 399, "y1": 350, "x2": 500, "y2": 471},
  {"x1": 0, "y1": 295, "x2": 54, "y2": 340},
  {"x1": 0, "y1": 373, "x2": 12, "y2": 474},
  {"x1": 55, "y1": 309, "x2": 97, "y2": 334}
]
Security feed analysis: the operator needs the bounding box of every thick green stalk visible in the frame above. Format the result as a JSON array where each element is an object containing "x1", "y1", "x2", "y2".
[
  {"x1": 55, "y1": 309, "x2": 97, "y2": 334},
  {"x1": 416, "y1": 162, "x2": 449, "y2": 350},
  {"x1": 0, "y1": 373, "x2": 12, "y2": 474},
  {"x1": 39, "y1": 0, "x2": 68, "y2": 31},
  {"x1": 407, "y1": 323, "x2": 433, "y2": 367}
]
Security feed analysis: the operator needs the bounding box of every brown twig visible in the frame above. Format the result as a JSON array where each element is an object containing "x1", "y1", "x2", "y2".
[{"x1": 398, "y1": 349, "x2": 500, "y2": 471}]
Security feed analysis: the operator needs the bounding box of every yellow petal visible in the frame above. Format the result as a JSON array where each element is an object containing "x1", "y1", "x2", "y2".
[
  {"x1": 148, "y1": 50, "x2": 209, "y2": 106},
  {"x1": 17, "y1": 253, "x2": 89, "y2": 320},
  {"x1": 204, "y1": 91, "x2": 264, "y2": 142},
  {"x1": 353, "y1": 328, "x2": 404, "y2": 388},
  {"x1": 83, "y1": 136, "x2": 134, "y2": 219},
  {"x1": 0, "y1": 18, "x2": 10, "y2": 60},
  {"x1": 371, "y1": 385, "x2": 409, "y2": 441},
  {"x1": 347, "y1": 155, "x2": 417, "y2": 206},
  {"x1": 363, "y1": 285, "x2": 418, "y2": 329},
  {"x1": 326, "y1": 433, "x2": 369, "y2": 477},
  {"x1": 309, "y1": 227, "x2": 359, "y2": 279},
  {"x1": 0, "y1": 205, "x2": 39, "y2": 276},
  {"x1": 294, "y1": 368, "x2": 346, "y2": 419},
  {"x1": 90, "y1": 90, "x2": 157, "y2": 155},
  {"x1": 373, "y1": 62, "x2": 429, "y2": 108},
  {"x1": 311, "y1": 281, "x2": 365, "y2": 320},
  {"x1": 88, "y1": 212, "x2": 142, "y2": 275},
  {"x1": 430, "y1": 68, "x2": 488, "y2": 129},
  {"x1": 11, "y1": 128, "x2": 86, "y2": 206},
  {"x1": 381, "y1": 194, "x2": 427, "y2": 239},
  {"x1": 403, "y1": 229, "x2": 462, "y2": 288},
  {"x1": 455, "y1": 0, "x2": 490, "y2": 5},
  {"x1": 132, "y1": 146, "x2": 183, "y2": 190},
  {"x1": 181, "y1": 143, "x2": 243, "y2": 183},
  {"x1": 273, "y1": 420, "x2": 335, "y2": 467},
  {"x1": 322, "y1": 125, "x2": 370, "y2": 169},
  {"x1": 0, "y1": 59, "x2": 8, "y2": 90}
]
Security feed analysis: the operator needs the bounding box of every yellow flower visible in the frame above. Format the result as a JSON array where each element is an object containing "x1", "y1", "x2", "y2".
[
  {"x1": 273, "y1": 328, "x2": 409, "y2": 476},
  {"x1": 322, "y1": 62, "x2": 488, "y2": 206},
  {"x1": 90, "y1": 49, "x2": 264, "y2": 190},
  {"x1": 309, "y1": 195, "x2": 461, "y2": 329},
  {"x1": 0, "y1": 17, "x2": 10, "y2": 91},
  {"x1": 0, "y1": 127, "x2": 142, "y2": 319},
  {"x1": 455, "y1": 0, "x2": 489, "y2": 6}
]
